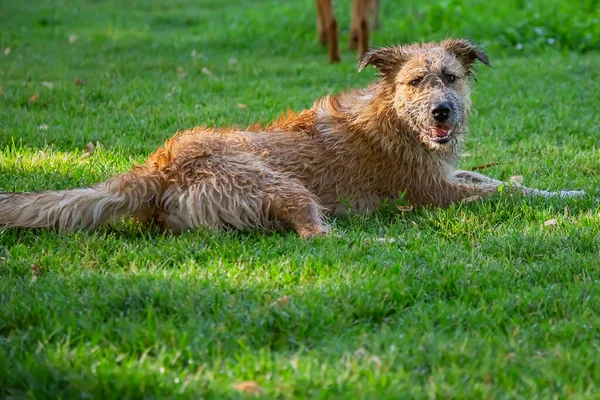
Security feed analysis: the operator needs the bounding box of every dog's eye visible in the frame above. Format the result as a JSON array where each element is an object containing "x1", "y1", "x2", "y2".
[
  {"x1": 409, "y1": 78, "x2": 422, "y2": 87},
  {"x1": 445, "y1": 74, "x2": 456, "y2": 83}
]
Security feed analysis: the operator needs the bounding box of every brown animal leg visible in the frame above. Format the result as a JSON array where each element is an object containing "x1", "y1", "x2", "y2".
[
  {"x1": 357, "y1": 15, "x2": 370, "y2": 59},
  {"x1": 350, "y1": 0, "x2": 371, "y2": 58},
  {"x1": 316, "y1": 0, "x2": 327, "y2": 44},
  {"x1": 348, "y1": 0, "x2": 363, "y2": 50},
  {"x1": 316, "y1": 0, "x2": 341, "y2": 62},
  {"x1": 327, "y1": 18, "x2": 341, "y2": 63},
  {"x1": 270, "y1": 189, "x2": 329, "y2": 239},
  {"x1": 371, "y1": 0, "x2": 380, "y2": 30}
]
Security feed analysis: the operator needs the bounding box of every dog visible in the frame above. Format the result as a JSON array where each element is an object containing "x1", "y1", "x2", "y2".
[
  {"x1": 316, "y1": 0, "x2": 379, "y2": 62},
  {"x1": 0, "y1": 39, "x2": 584, "y2": 238}
]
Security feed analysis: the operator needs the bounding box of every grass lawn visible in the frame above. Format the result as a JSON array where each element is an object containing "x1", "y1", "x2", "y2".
[{"x1": 1, "y1": 0, "x2": 600, "y2": 398}]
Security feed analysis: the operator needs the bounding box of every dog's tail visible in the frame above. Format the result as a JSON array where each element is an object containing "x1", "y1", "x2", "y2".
[{"x1": 0, "y1": 173, "x2": 162, "y2": 230}]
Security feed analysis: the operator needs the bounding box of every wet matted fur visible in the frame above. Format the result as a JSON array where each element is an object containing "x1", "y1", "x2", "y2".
[{"x1": 0, "y1": 39, "x2": 584, "y2": 238}]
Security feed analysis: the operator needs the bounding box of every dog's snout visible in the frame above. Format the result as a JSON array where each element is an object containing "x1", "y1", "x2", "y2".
[{"x1": 431, "y1": 102, "x2": 451, "y2": 122}]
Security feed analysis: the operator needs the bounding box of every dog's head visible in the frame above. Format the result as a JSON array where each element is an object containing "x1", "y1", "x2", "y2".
[{"x1": 358, "y1": 39, "x2": 490, "y2": 152}]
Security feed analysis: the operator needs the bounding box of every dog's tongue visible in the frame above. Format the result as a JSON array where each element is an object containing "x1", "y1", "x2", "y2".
[{"x1": 430, "y1": 126, "x2": 451, "y2": 138}]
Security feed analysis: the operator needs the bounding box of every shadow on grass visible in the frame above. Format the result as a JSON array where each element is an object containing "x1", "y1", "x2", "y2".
[
  {"x1": 0, "y1": 273, "x2": 426, "y2": 397},
  {"x1": 2, "y1": 259, "x2": 600, "y2": 398}
]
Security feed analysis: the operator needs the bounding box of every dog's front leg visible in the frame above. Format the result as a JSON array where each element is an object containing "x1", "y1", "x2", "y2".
[{"x1": 451, "y1": 170, "x2": 585, "y2": 200}]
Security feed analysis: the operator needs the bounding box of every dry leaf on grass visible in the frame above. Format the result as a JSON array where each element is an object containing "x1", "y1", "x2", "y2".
[
  {"x1": 42, "y1": 81, "x2": 54, "y2": 89},
  {"x1": 289, "y1": 354, "x2": 299, "y2": 371},
  {"x1": 397, "y1": 205, "x2": 413, "y2": 212},
  {"x1": 82, "y1": 141, "x2": 102, "y2": 158},
  {"x1": 512, "y1": 325, "x2": 520, "y2": 337},
  {"x1": 544, "y1": 219, "x2": 558, "y2": 227},
  {"x1": 270, "y1": 296, "x2": 290, "y2": 307},
  {"x1": 237, "y1": 103, "x2": 248, "y2": 109},
  {"x1": 85, "y1": 141, "x2": 95, "y2": 156},
  {"x1": 201, "y1": 67, "x2": 213, "y2": 77},
  {"x1": 75, "y1": 78, "x2": 85, "y2": 86},
  {"x1": 177, "y1": 67, "x2": 187, "y2": 78},
  {"x1": 31, "y1": 264, "x2": 41, "y2": 284},
  {"x1": 0, "y1": 84, "x2": 3, "y2": 95},
  {"x1": 471, "y1": 162, "x2": 500, "y2": 171},
  {"x1": 354, "y1": 347, "x2": 367, "y2": 357},
  {"x1": 510, "y1": 175, "x2": 524, "y2": 183},
  {"x1": 369, "y1": 355, "x2": 382, "y2": 368},
  {"x1": 232, "y1": 381, "x2": 263, "y2": 395},
  {"x1": 365, "y1": 237, "x2": 397, "y2": 244},
  {"x1": 28, "y1": 93, "x2": 40, "y2": 104}
]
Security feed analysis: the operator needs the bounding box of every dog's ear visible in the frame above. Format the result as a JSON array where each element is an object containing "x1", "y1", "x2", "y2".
[
  {"x1": 357, "y1": 47, "x2": 406, "y2": 75},
  {"x1": 442, "y1": 38, "x2": 491, "y2": 72}
]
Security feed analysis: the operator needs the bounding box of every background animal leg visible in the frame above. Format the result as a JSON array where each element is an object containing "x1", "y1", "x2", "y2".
[{"x1": 316, "y1": 0, "x2": 341, "y2": 62}]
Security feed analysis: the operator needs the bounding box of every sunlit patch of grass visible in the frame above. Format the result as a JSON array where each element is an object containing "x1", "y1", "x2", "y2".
[{"x1": 1, "y1": 0, "x2": 600, "y2": 398}]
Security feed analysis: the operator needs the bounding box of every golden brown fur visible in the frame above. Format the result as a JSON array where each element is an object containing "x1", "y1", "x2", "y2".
[
  {"x1": 0, "y1": 39, "x2": 584, "y2": 238},
  {"x1": 316, "y1": 0, "x2": 379, "y2": 63}
]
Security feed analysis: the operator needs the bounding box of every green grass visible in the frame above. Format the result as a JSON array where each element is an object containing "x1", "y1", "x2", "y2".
[{"x1": 1, "y1": 0, "x2": 600, "y2": 398}]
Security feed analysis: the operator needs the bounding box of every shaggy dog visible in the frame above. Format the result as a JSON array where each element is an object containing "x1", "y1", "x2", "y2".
[{"x1": 0, "y1": 39, "x2": 584, "y2": 238}]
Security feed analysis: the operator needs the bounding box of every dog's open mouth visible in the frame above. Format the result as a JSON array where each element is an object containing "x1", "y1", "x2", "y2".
[{"x1": 426, "y1": 125, "x2": 453, "y2": 144}]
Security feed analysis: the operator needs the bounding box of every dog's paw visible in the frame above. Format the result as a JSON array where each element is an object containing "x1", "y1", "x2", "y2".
[
  {"x1": 296, "y1": 224, "x2": 330, "y2": 240},
  {"x1": 523, "y1": 188, "x2": 586, "y2": 198},
  {"x1": 559, "y1": 189, "x2": 586, "y2": 198}
]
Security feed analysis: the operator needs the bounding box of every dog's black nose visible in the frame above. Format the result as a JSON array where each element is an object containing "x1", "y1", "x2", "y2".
[{"x1": 432, "y1": 102, "x2": 451, "y2": 122}]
